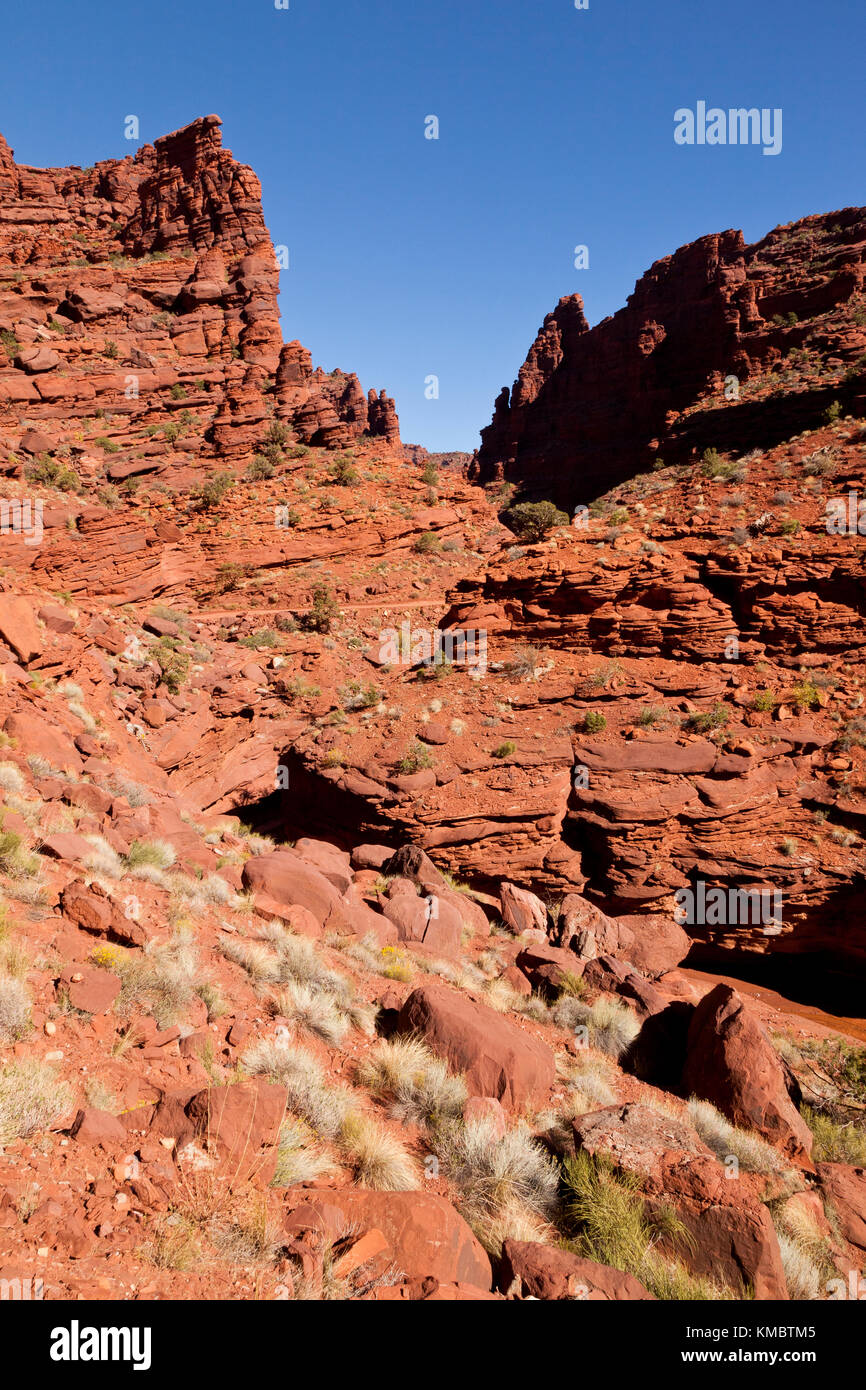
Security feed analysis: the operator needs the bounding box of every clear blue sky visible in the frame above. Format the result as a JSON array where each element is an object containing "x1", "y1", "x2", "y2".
[{"x1": 1, "y1": 0, "x2": 863, "y2": 450}]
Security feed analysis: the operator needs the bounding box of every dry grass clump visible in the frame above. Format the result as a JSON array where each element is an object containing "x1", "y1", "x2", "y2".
[
  {"x1": 482, "y1": 975, "x2": 549, "y2": 1021},
  {"x1": 688, "y1": 1098, "x2": 795, "y2": 1175},
  {"x1": 0, "y1": 974, "x2": 31, "y2": 1041},
  {"x1": 125, "y1": 834, "x2": 177, "y2": 867},
  {"x1": 339, "y1": 1112, "x2": 419, "y2": 1191},
  {"x1": 288, "y1": 1231, "x2": 405, "y2": 1301},
  {"x1": 0, "y1": 762, "x2": 25, "y2": 794},
  {"x1": 771, "y1": 1202, "x2": 836, "y2": 1300},
  {"x1": 271, "y1": 980, "x2": 351, "y2": 1048},
  {"x1": 140, "y1": 1213, "x2": 202, "y2": 1271},
  {"x1": 0, "y1": 830, "x2": 41, "y2": 879},
  {"x1": 357, "y1": 1036, "x2": 467, "y2": 1126},
  {"x1": 333, "y1": 934, "x2": 415, "y2": 982},
  {"x1": 226, "y1": 927, "x2": 376, "y2": 1045},
  {"x1": 434, "y1": 1116, "x2": 560, "y2": 1254},
  {"x1": 111, "y1": 927, "x2": 207, "y2": 1028},
  {"x1": 552, "y1": 994, "x2": 641, "y2": 1058},
  {"x1": 242, "y1": 1037, "x2": 355, "y2": 1139},
  {"x1": 0, "y1": 1058, "x2": 73, "y2": 1145},
  {"x1": 242, "y1": 1037, "x2": 418, "y2": 1189},
  {"x1": 82, "y1": 834, "x2": 124, "y2": 879},
  {"x1": 271, "y1": 1117, "x2": 337, "y2": 1188}
]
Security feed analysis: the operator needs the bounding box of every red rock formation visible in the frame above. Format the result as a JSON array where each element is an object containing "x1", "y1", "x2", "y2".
[
  {"x1": 0, "y1": 116, "x2": 400, "y2": 455},
  {"x1": 473, "y1": 211, "x2": 866, "y2": 503}
]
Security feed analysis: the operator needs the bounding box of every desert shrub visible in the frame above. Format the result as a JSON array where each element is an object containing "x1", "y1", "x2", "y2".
[
  {"x1": 301, "y1": 585, "x2": 339, "y2": 633},
  {"x1": 688, "y1": 1099, "x2": 792, "y2": 1174},
  {"x1": 753, "y1": 689, "x2": 776, "y2": 712},
  {"x1": 792, "y1": 677, "x2": 820, "y2": 710},
  {"x1": 492, "y1": 741, "x2": 516, "y2": 759},
  {"x1": 357, "y1": 1036, "x2": 466, "y2": 1126},
  {"x1": 582, "y1": 711, "x2": 607, "y2": 734},
  {"x1": 505, "y1": 500, "x2": 569, "y2": 541},
  {"x1": 153, "y1": 641, "x2": 191, "y2": 693},
  {"x1": 196, "y1": 471, "x2": 235, "y2": 511},
  {"x1": 686, "y1": 702, "x2": 730, "y2": 732},
  {"x1": 0, "y1": 1059, "x2": 73, "y2": 1145},
  {"x1": 25, "y1": 453, "x2": 80, "y2": 492},
  {"x1": 246, "y1": 455, "x2": 274, "y2": 481},
  {"x1": 396, "y1": 741, "x2": 434, "y2": 774},
  {"x1": 238, "y1": 629, "x2": 277, "y2": 650},
  {"x1": 503, "y1": 643, "x2": 542, "y2": 682},
  {"x1": 551, "y1": 994, "x2": 640, "y2": 1059},
  {"x1": 330, "y1": 455, "x2": 359, "y2": 486},
  {"x1": 412, "y1": 531, "x2": 441, "y2": 554}
]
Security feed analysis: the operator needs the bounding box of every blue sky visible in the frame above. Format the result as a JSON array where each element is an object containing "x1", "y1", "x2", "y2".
[{"x1": 1, "y1": 0, "x2": 863, "y2": 450}]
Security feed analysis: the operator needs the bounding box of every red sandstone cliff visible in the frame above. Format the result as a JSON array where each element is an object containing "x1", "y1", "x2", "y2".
[
  {"x1": 472, "y1": 212, "x2": 866, "y2": 503},
  {"x1": 0, "y1": 115, "x2": 399, "y2": 456}
]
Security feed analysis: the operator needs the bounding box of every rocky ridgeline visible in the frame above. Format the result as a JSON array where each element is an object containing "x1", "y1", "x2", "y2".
[
  {"x1": 471, "y1": 212, "x2": 866, "y2": 504},
  {"x1": 0, "y1": 115, "x2": 399, "y2": 466},
  {"x1": 0, "y1": 121, "x2": 864, "y2": 1302}
]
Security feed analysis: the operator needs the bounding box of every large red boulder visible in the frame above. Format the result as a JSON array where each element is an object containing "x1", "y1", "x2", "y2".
[
  {"x1": 645, "y1": 1156, "x2": 789, "y2": 1301},
  {"x1": 0, "y1": 597, "x2": 42, "y2": 665},
  {"x1": 499, "y1": 1240, "x2": 654, "y2": 1300},
  {"x1": 242, "y1": 850, "x2": 350, "y2": 931},
  {"x1": 818, "y1": 1163, "x2": 866, "y2": 1255},
  {"x1": 682, "y1": 985, "x2": 813, "y2": 1162},
  {"x1": 294, "y1": 1190, "x2": 492, "y2": 1289},
  {"x1": 397, "y1": 982, "x2": 555, "y2": 1110}
]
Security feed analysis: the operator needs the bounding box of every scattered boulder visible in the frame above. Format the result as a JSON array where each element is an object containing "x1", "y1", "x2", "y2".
[
  {"x1": 498, "y1": 1240, "x2": 654, "y2": 1300},
  {"x1": 682, "y1": 985, "x2": 813, "y2": 1161},
  {"x1": 397, "y1": 982, "x2": 555, "y2": 1109}
]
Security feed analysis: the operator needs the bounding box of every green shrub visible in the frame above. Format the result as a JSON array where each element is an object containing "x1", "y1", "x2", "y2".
[
  {"x1": 302, "y1": 585, "x2": 339, "y2": 634},
  {"x1": 753, "y1": 689, "x2": 776, "y2": 712},
  {"x1": 197, "y1": 471, "x2": 234, "y2": 511},
  {"x1": 25, "y1": 454, "x2": 80, "y2": 492},
  {"x1": 0, "y1": 329, "x2": 20, "y2": 360},
  {"x1": 492, "y1": 741, "x2": 516, "y2": 759},
  {"x1": 246, "y1": 455, "x2": 274, "y2": 481},
  {"x1": 153, "y1": 641, "x2": 191, "y2": 694},
  {"x1": 582, "y1": 711, "x2": 607, "y2": 734},
  {"x1": 687, "y1": 702, "x2": 730, "y2": 733},
  {"x1": 413, "y1": 531, "x2": 441, "y2": 554},
  {"x1": 330, "y1": 455, "x2": 359, "y2": 486},
  {"x1": 505, "y1": 500, "x2": 570, "y2": 542},
  {"x1": 396, "y1": 741, "x2": 434, "y2": 774},
  {"x1": 238, "y1": 629, "x2": 278, "y2": 650},
  {"x1": 792, "y1": 677, "x2": 820, "y2": 710}
]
